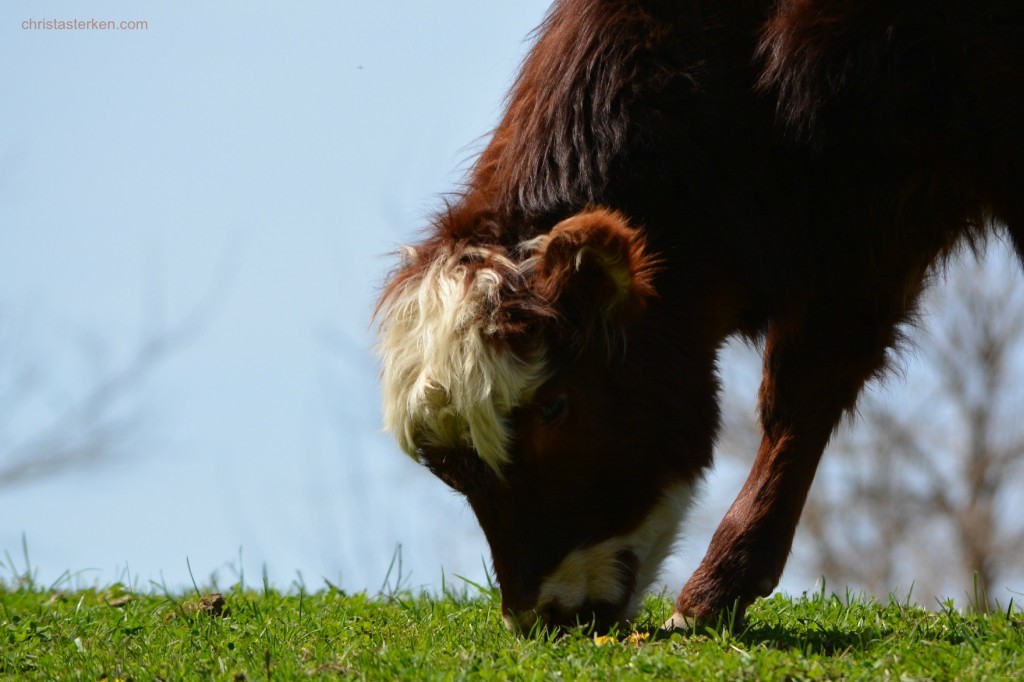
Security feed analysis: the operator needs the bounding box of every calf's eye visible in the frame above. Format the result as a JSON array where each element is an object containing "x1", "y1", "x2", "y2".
[
  {"x1": 417, "y1": 447, "x2": 468, "y2": 493},
  {"x1": 537, "y1": 393, "x2": 568, "y2": 423}
]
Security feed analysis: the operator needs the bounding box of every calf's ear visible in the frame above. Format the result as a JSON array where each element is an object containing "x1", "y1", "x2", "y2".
[{"x1": 527, "y1": 207, "x2": 659, "y2": 344}]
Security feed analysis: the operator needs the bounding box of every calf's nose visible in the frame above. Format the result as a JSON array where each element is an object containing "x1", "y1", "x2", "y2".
[{"x1": 503, "y1": 600, "x2": 626, "y2": 636}]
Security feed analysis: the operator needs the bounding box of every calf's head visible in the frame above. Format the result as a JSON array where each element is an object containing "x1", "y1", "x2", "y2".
[{"x1": 376, "y1": 207, "x2": 704, "y2": 633}]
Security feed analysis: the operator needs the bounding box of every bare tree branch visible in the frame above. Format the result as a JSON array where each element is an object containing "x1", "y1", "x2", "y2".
[{"x1": 0, "y1": 248, "x2": 234, "y2": 490}]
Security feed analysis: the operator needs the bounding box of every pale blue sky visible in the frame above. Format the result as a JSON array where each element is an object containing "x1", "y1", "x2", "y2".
[{"x1": 0, "y1": 0, "x2": 558, "y2": 592}]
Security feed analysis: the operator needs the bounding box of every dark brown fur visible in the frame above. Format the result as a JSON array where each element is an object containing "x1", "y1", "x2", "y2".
[{"x1": 377, "y1": 0, "x2": 1024, "y2": 630}]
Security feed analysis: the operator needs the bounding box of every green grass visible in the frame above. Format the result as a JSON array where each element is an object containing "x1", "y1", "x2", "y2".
[{"x1": 2, "y1": 573, "x2": 1022, "y2": 680}]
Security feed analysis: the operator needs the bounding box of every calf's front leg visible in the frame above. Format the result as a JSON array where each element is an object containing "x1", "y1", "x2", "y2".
[{"x1": 668, "y1": 300, "x2": 909, "y2": 628}]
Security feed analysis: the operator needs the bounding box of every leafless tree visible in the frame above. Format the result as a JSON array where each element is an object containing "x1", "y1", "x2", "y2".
[
  {"x1": 0, "y1": 264, "x2": 227, "y2": 490},
  {"x1": 716, "y1": 240, "x2": 1024, "y2": 610},
  {"x1": 0, "y1": 320, "x2": 194, "y2": 490}
]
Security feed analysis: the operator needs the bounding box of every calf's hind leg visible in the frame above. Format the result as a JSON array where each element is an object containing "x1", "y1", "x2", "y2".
[{"x1": 668, "y1": 295, "x2": 914, "y2": 627}]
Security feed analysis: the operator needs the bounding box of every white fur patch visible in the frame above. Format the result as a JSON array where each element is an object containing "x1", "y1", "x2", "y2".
[
  {"x1": 535, "y1": 482, "x2": 693, "y2": 622},
  {"x1": 662, "y1": 611, "x2": 695, "y2": 631},
  {"x1": 377, "y1": 243, "x2": 548, "y2": 470}
]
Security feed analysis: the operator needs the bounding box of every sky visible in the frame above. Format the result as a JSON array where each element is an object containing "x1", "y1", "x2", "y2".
[
  {"x1": 0, "y1": 0, "x2": 561, "y2": 593},
  {"x1": 3, "y1": 1, "x2": 1018, "y2": 605}
]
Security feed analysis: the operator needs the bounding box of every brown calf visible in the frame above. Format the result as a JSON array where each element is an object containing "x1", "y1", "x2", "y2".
[{"x1": 375, "y1": 0, "x2": 1024, "y2": 633}]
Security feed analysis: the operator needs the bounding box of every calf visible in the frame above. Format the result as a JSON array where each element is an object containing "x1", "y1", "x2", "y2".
[{"x1": 375, "y1": 0, "x2": 1024, "y2": 633}]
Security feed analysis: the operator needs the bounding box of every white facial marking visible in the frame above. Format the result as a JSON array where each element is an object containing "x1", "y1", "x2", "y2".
[
  {"x1": 537, "y1": 543, "x2": 631, "y2": 609},
  {"x1": 503, "y1": 611, "x2": 536, "y2": 634},
  {"x1": 662, "y1": 611, "x2": 695, "y2": 631},
  {"x1": 535, "y1": 482, "x2": 693, "y2": 622},
  {"x1": 377, "y1": 243, "x2": 548, "y2": 471}
]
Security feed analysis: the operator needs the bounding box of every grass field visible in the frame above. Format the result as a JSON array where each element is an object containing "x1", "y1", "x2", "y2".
[{"x1": 2, "y1": 567, "x2": 1022, "y2": 680}]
